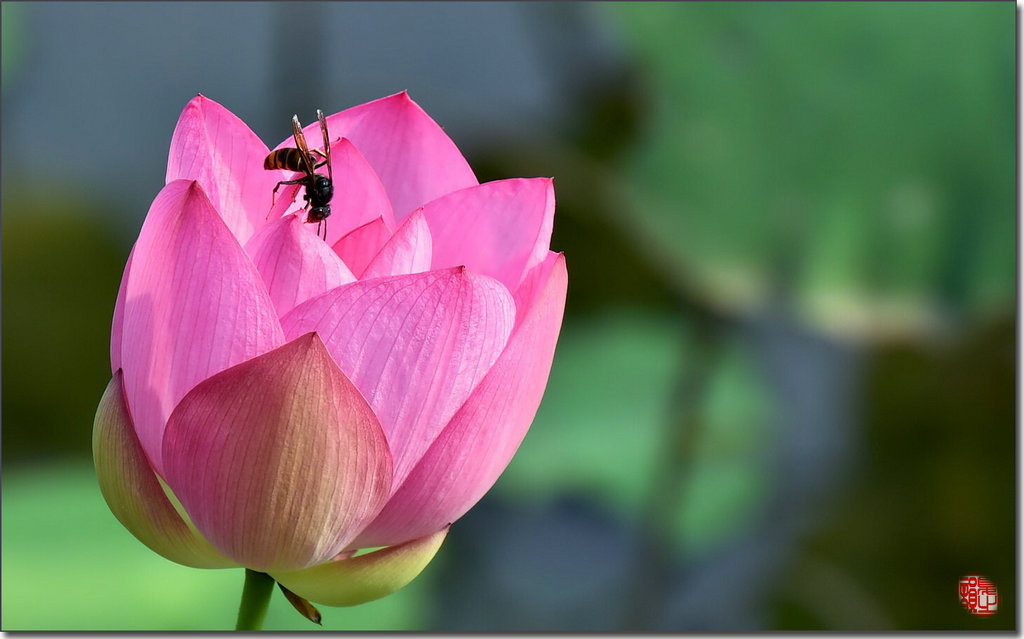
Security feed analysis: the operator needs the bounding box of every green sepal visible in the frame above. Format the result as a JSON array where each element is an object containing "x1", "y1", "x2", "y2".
[{"x1": 271, "y1": 527, "x2": 448, "y2": 607}]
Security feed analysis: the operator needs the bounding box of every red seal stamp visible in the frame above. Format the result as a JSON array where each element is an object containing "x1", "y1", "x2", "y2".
[{"x1": 959, "y1": 575, "x2": 998, "y2": 616}]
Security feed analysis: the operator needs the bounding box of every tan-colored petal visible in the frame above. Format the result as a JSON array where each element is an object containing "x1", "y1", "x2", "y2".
[
  {"x1": 93, "y1": 371, "x2": 236, "y2": 569},
  {"x1": 162, "y1": 333, "x2": 392, "y2": 573}
]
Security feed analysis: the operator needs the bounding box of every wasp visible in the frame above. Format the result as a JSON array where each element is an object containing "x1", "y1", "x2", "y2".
[{"x1": 264, "y1": 109, "x2": 333, "y2": 240}]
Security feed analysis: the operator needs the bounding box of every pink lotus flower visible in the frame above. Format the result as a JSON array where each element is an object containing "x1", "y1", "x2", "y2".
[{"x1": 93, "y1": 92, "x2": 566, "y2": 607}]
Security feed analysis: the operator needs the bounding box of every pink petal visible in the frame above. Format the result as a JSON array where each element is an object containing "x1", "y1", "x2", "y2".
[
  {"x1": 354, "y1": 254, "x2": 566, "y2": 547},
  {"x1": 93, "y1": 371, "x2": 237, "y2": 568},
  {"x1": 166, "y1": 95, "x2": 278, "y2": 246},
  {"x1": 331, "y1": 216, "x2": 394, "y2": 278},
  {"x1": 422, "y1": 178, "x2": 555, "y2": 291},
  {"x1": 267, "y1": 136, "x2": 398, "y2": 245},
  {"x1": 322, "y1": 92, "x2": 478, "y2": 222},
  {"x1": 110, "y1": 247, "x2": 134, "y2": 373},
  {"x1": 325, "y1": 137, "x2": 399, "y2": 238},
  {"x1": 120, "y1": 180, "x2": 285, "y2": 474},
  {"x1": 512, "y1": 250, "x2": 563, "y2": 328},
  {"x1": 162, "y1": 333, "x2": 392, "y2": 573},
  {"x1": 361, "y1": 208, "x2": 433, "y2": 280},
  {"x1": 280, "y1": 268, "x2": 515, "y2": 492},
  {"x1": 245, "y1": 214, "x2": 357, "y2": 318}
]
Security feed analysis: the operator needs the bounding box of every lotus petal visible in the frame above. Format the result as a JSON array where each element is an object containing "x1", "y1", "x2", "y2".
[
  {"x1": 512, "y1": 250, "x2": 564, "y2": 327},
  {"x1": 281, "y1": 267, "x2": 515, "y2": 491},
  {"x1": 93, "y1": 371, "x2": 236, "y2": 568},
  {"x1": 166, "y1": 95, "x2": 277, "y2": 245},
  {"x1": 361, "y1": 208, "x2": 433, "y2": 279},
  {"x1": 110, "y1": 247, "x2": 134, "y2": 373},
  {"x1": 322, "y1": 92, "x2": 478, "y2": 222},
  {"x1": 355, "y1": 254, "x2": 566, "y2": 547},
  {"x1": 245, "y1": 214, "x2": 356, "y2": 318},
  {"x1": 423, "y1": 178, "x2": 555, "y2": 291},
  {"x1": 162, "y1": 333, "x2": 392, "y2": 573},
  {"x1": 119, "y1": 180, "x2": 284, "y2": 472},
  {"x1": 331, "y1": 216, "x2": 395, "y2": 279}
]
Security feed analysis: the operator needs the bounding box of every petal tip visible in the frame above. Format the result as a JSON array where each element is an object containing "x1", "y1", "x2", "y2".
[
  {"x1": 177, "y1": 180, "x2": 218, "y2": 218},
  {"x1": 184, "y1": 179, "x2": 205, "y2": 198},
  {"x1": 371, "y1": 90, "x2": 414, "y2": 109},
  {"x1": 291, "y1": 331, "x2": 329, "y2": 357},
  {"x1": 387, "y1": 89, "x2": 426, "y2": 115}
]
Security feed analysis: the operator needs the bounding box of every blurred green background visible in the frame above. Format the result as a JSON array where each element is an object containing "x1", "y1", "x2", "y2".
[{"x1": 1, "y1": 1, "x2": 1014, "y2": 631}]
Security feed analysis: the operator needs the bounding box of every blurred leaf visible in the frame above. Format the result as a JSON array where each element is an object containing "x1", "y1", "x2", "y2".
[
  {"x1": 1, "y1": 462, "x2": 436, "y2": 630},
  {"x1": 608, "y1": 2, "x2": 1014, "y2": 340},
  {"x1": 494, "y1": 311, "x2": 774, "y2": 554},
  {"x1": 1, "y1": 194, "x2": 127, "y2": 461},
  {"x1": 672, "y1": 341, "x2": 774, "y2": 551},
  {"x1": 496, "y1": 311, "x2": 682, "y2": 510}
]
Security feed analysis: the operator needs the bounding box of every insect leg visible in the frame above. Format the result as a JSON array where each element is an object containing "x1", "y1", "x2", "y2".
[{"x1": 267, "y1": 178, "x2": 305, "y2": 218}]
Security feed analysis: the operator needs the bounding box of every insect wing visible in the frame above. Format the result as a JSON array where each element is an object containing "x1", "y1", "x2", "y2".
[
  {"x1": 290, "y1": 114, "x2": 316, "y2": 177},
  {"x1": 317, "y1": 109, "x2": 333, "y2": 181}
]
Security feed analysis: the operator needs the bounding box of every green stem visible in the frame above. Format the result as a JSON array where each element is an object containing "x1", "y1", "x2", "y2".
[{"x1": 235, "y1": 569, "x2": 275, "y2": 631}]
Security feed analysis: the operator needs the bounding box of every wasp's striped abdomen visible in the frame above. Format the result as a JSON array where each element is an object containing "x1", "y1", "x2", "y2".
[{"x1": 264, "y1": 147, "x2": 307, "y2": 172}]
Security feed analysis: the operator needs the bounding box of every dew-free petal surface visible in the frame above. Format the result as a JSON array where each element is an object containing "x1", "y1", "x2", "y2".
[
  {"x1": 119, "y1": 180, "x2": 284, "y2": 472},
  {"x1": 331, "y1": 216, "x2": 395, "y2": 279},
  {"x1": 272, "y1": 528, "x2": 447, "y2": 608},
  {"x1": 162, "y1": 333, "x2": 392, "y2": 573},
  {"x1": 512, "y1": 250, "x2": 563, "y2": 328},
  {"x1": 110, "y1": 247, "x2": 133, "y2": 373},
  {"x1": 422, "y1": 178, "x2": 555, "y2": 291},
  {"x1": 355, "y1": 255, "x2": 566, "y2": 547},
  {"x1": 166, "y1": 95, "x2": 277, "y2": 246},
  {"x1": 281, "y1": 268, "x2": 515, "y2": 491},
  {"x1": 93, "y1": 371, "x2": 236, "y2": 569},
  {"x1": 321, "y1": 92, "x2": 478, "y2": 222},
  {"x1": 321, "y1": 137, "x2": 399, "y2": 241},
  {"x1": 361, "y1": 208, "x2": 433, "y2": 280},
  {"x1": 245, "y1": 214, "x2": 356, "y2": 318}
]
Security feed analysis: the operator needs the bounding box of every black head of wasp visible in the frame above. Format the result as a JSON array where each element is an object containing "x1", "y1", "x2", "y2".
[{"x1": 264, "y1": 109, "x2": 334, "y2": 240}]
